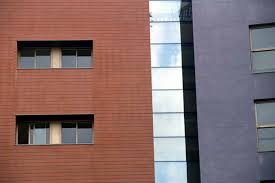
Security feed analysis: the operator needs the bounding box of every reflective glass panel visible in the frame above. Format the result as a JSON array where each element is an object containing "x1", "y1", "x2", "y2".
[
  {"x1": 62, "y1": 50, "x2": 76, "y2": 68},
  {"x1": 19, "y1": 49, "x2": 35, "y2": 68},
  {"x1": 155, "y1": 162, "x2": 187, "y2": 183},
  {"x1": 256, "y1": 101, "x2": 275, "y2": 125},
  {"x1": 31, "y1": 123, "x2": 49, "y2": 145},
  {"x1": 150, "y1": 22, "x2": 181, "y2": 43},
  {"x1": 152, "y1": 68, "x2": 183, "y2": 89},
  {"x1": 153, "y1": 113, "x2": 185, "y2": 137},
  {"x1": 77, "y1": 49, "x2": 91, "y2": 68},
  {"x1": 258, "y1": 128, "x2": 275, "y2": 152},
  {"x1": 149, "y1": 1, "x2": 181, "y2": 22},
  {"x1": 152, "y1": 90, "x2": 184, "y2": 112},
  {"x1": 36, "y1": 49, "x2": 51, "y2": 68},
  {"x1": 62, "y1": 123, "x2": 76, "y2": 144},
  {"x1": 252, "y1": 50, "x2": 275, "y2": 72},
  {"x1": 154, "y1": 138, "x2": 186, "y2": 161},
  {"x1": 151, "y1": 44, "x2": 182, "y2": 67},
  {"x1": 78, "y1": 122, "x2": 92, "y2": 144},
  {"x1": 251, "y1": 27, "x2": 275, "y2": 50}
]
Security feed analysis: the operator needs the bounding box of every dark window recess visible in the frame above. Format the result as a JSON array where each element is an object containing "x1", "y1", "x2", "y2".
[
  {"x1": 61, "y1": 121, "x2": 92, "y2": 144},
  {"x1": 17, "y1": 123, "x2": 29, "y2": 144},
  {"x1": 17, "y1": 40, "x2": 93, "y2": 69},
  {"x1": 61, "y1": 49, "x2": 92, "y2": 68},
  {"x1": 62, "y1": 123, "x2": 77, "y2": 144},
  {"x1": 16, "y1": 114, "x2": 93, "y2": 145}
]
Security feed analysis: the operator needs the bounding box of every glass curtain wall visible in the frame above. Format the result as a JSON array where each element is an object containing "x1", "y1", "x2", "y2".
[{"x1": 150, "y1": 0, "x2": 200, "y2": 183}]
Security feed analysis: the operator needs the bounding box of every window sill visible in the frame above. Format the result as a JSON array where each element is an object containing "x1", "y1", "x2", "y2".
[
  {"x1": 16, "y1": 67, "x2": 94, "y2": 70},
  {"x1": 252, "y1": 69, "x2": 275, "y2": 74},
  {"x1": 258, "y1": 150, "x2": 275, "y2": 153},
  {"x1": 16, "y1": 143, "x2": 94, "y2": 146}
]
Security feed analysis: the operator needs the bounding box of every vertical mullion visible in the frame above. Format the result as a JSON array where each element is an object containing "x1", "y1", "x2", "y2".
[
  {"x1": 76, "y1": 122, "x2": 78, "y2": 144},
  {"x1": 16, "y1": 124, "x2": 18, "y2": 144},
  {"x1": 76, "y1": 49, "x2": 78, "y2": 68},
  {"x1": 28, "y1": 124, "x2": 31, "y2": 144},
  {"x1": 34, "y1": 49, "x2": 37, "y2": 69}
]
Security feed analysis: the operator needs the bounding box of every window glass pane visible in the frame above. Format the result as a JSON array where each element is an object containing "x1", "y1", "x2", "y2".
[
  {"x1": 17, "y1": 123, "x2": 29, "y2": 144},
  {"x1": 251, "y1": 27, "x2": 275, "y2": 50},
  {"x1": 152, "y1": 68, "x2": 183, "y2": 89},
  {"x1": 150, "y1": 22, "x2": 181, "y2": 43},
  {"x1": 155, "y1": 162, "x2": 187, "y2": 183},
  {"x1": 149, "y1": 1, "x2": 181, "y2": 22},
  {"x1": 152, "y1": 90, "x2": 184, "y2": 112},
  {"x1": 33, "y1": 123, "x2": 49, "y2": 145},
  {"x1": 36, "y1": 49, "x2": 51, "y2": 68},
  {"x1": 77, "y1": 49, "x2": 91, "y2": 68},
  {"x1": 62, "y1": 50, "x2": 76, "y2": 68},
  {"x1": 19, "y1": 49, "x2": 35, "y2": 68},
  {"x1": 258, "y1": 128, "x2": 275, "y2": 152},
  {"x1": 78, "y1": 122, "x2": 92, "y2": 144},
  {"x1": 154, "y1": 138, "x2": 186, "y2": 161},
  {"x1": 153, "y1": 113, "x2": 185, "y2": 137},
  {"x1": 252, "y1": 50, "x2": 275, "y2": 72},
  {"x1": 62, "y1": 123, "x2": 76, "y2": 144},
  {"x1": 151, "y1": 44, "x2": 182, "y2": 67},
  {"x1": 256, "y1": 101, "x2": 275, "y2": 126}
]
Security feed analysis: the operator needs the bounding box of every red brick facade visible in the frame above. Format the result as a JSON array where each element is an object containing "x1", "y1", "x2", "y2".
[{"x1": 0, "y1": 0, "x2": 154, "y2": 182}]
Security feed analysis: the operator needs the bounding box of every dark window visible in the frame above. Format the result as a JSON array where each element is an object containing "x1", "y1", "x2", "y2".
[
  {"x1": 77, "y1": 49, "x2": 92, "y2": 68},
  {"x1": 78, "y1": 122, "x2": 92, "y2": 144},
  {"x1": 61, "y1": 121, "x2": 92, "y2": 144},
  {"x1": 62, "y1": 50, "x2": 77, "y2": 68},
  {"x1": 36, "y1": 49, "x2": 51, "y2": 68},
  {"x1": 17, "y1": 122, "x2": 49, "y2": 145},
  {"x1": 62, "y1": 49, "x2": 91, "y2": 68},
  {"x1": 16, "y1": 115, "x2": 93, "y2": 145},
  {"x1": 19, "y1": 49, "x2": 35, "y2": 68},
  {"x1": 19, "y1": 49, "x2": 50, "y2": 69},
  {"x1": 17, "y1": 40, "x2": 93, "y2": 69},
  {"x1": 17, "y1": 123, "x2": 29, "y2": 144},
  {"x1": 61, "y1": 123, "x2": 77, "y2": 144},
  {"x1": 30, "y1": 123, "x2": 50, "y2": 145}
]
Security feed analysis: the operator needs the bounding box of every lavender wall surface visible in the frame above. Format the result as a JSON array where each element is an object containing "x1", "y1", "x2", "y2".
[{"x1": 192, "y1": 0, "x2": 275, "y2": 182}]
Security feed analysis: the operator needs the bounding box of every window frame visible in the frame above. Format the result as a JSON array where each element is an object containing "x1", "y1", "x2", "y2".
[
  {"x1": 61, "y1": 121, "x2": 93, "y2": 144},
  {"x1": 61, "y1": 48, "x2": 92, "y2": 69},
  {"x1": 250, "y1": 25, "x2": 275, "y2": 73},
  {"x1": 16, "y1": 122, "x2": 50, "y2": 145},
  {"x1": 18, "y1": 47, "x2": 52, "y2": 69},
  {"x1": 255, "y1": 100, "x2": 275, "y2": 152},
  {"x1": 16, "y1": 120, "x2": 93, "y2": 146},
  {"x1": 17, "y1": 47, "x2": 93, "y2": 69}
]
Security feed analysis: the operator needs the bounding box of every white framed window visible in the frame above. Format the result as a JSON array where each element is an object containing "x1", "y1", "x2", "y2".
[
  {"x1": 250, "y1": 25, "x2": 275, "y2": 73},
  {"x1": 255, "y1": 100, "x2": 275, "y2": 152}
]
